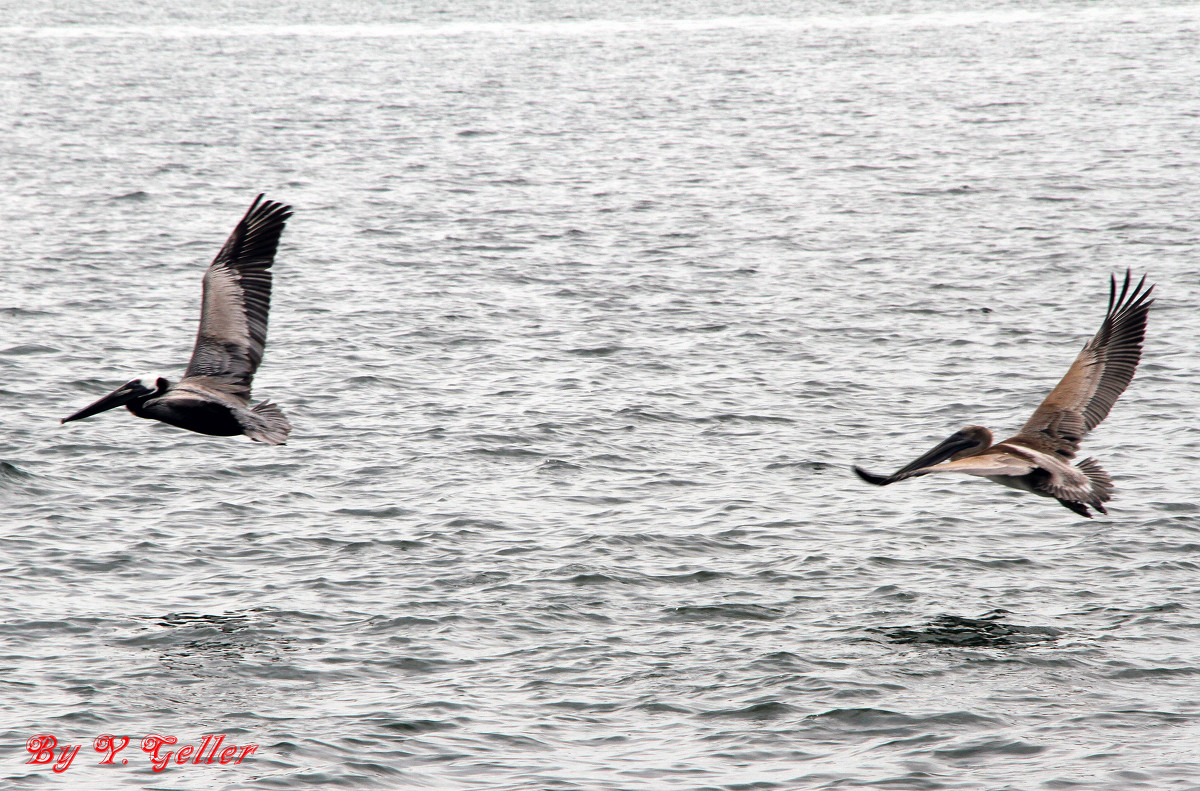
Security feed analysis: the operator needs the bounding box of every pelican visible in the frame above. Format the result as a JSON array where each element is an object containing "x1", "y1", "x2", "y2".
[
  {"x1": 61, "y1": 195, "x2": 293, "y2": 445},
  {"x1": 853, "y1": 271, "x2": 1153, "y2": 517}
]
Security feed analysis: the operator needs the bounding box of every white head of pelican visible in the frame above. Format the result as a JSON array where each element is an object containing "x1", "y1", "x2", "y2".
[{"x1": 61, "y1": 195, "x2": 293, "y2": 444}]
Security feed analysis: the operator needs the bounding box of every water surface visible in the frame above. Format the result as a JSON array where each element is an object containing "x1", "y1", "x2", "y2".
[{"x1": 2, "y1": 2, "x2": 1199, "y2": 789}]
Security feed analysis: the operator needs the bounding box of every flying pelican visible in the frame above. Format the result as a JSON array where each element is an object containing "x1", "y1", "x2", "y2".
[
  {"x1": 853, "y1": 271, "x2": 1153, "y2": 517},
  {"x1": 61, "y1": 195, "x2": 293, "y2": 445}
]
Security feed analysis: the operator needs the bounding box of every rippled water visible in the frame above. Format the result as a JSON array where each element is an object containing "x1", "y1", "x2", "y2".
[{"x1": 3, "y1": 2, "x2": 1200, "y2": 789}]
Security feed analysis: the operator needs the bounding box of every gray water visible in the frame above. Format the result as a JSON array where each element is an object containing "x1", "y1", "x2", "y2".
[{"x1": 3, "y1": 2, "x2": 1200, "y2": 789}]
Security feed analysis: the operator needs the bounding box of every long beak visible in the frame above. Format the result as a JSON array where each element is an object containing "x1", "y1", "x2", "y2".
[
  {"x1": 854, "y1": 433, "x2": 980, "y2": 487},
  {"x1": 61, "y1": 385, "x2": 140, "y2": 424}
]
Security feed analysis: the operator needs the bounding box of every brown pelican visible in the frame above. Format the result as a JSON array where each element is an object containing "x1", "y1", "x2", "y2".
[
  {"x1": 853, "y1": 271, "x2": 1153, "y2": 517},
  {"x1": 61, "y1": 195, "x2": 293, "y2": 445}
]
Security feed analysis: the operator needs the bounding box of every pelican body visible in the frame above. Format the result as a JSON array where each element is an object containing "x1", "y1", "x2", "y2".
[
  {"x1": 854, "y1": 271, "x2": 1153, "y2": 517},
  {"x1": 62, "y1": 195, "x2": 293, "y2": 445}
]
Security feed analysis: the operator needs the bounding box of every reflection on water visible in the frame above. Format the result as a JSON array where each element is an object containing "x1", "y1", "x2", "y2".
[{"x1": 874, "y1": 611, "x2": 1065, "y2": 648}]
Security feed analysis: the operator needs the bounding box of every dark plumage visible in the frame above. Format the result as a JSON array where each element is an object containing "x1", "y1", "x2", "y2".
[{"x1": 61, "y1": 195, "x2": 294, "y2": 444}]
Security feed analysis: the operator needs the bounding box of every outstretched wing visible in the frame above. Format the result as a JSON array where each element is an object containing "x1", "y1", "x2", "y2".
[
  {"x1": 905, "y1": 451, "x2": 1035, "y2": 479},
  {"x1": 1014, "y1": 270, "x2": 1153, "y2": 458},
  {"x1": 182, "y1": 195, "x2": 293, "y2": 401}
]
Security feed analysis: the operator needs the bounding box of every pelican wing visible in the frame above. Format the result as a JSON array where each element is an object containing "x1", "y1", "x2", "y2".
[
  {"x1": 153, "y1": 380, "x2": 246, "y2": 410},
  {"x1": 182, "y1": 195, "x2": 293, "y2": 400},
  {"x1": 915, "y1": 451, "x2": 1035, "y2": 479},
  {"x1": 1015, "y1": 271, "x2": 1153, "y2": 457}
]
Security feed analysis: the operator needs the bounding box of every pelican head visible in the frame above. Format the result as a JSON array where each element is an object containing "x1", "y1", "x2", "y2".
[
  {"x1": 61, "y1": 376, "x2": 170, "y2": 424},
  {"x1": 936, "y1": 426, "x2": 993, "y2": 460},
  {"x1": 855, "y1": 425, "x2": 993, "y2": 486}
]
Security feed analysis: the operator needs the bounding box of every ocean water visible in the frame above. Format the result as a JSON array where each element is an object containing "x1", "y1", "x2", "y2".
[{"x1": 2, "y1": 2, "x2": 1200, "y2": 788}]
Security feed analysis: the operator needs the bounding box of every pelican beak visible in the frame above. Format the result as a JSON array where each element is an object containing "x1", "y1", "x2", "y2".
[
  {"x1": 854, "y1": 431, "x2": 982, "y2": 486},
  {"x1": 890, "y1": 432, "x2": 981, "y2": 477},
  {"x1": 61, "y1": 383, "x2": 142, "y2": 423}
]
